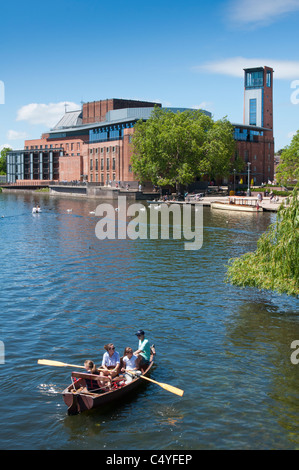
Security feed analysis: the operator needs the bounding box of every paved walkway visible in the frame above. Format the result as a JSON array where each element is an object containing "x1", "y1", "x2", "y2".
[{"x1": 158, "y1": 195, "x2": 288, "y2": 212}]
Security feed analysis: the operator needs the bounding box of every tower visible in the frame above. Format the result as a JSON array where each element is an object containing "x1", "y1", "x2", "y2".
[{"x1": 243, "y1": 66, "x2": 274, "y2": 130}]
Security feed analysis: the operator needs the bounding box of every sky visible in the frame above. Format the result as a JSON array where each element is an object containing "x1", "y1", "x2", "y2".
[{"x1": 0, "y1": 0, "x2": 299, "y2": 152}]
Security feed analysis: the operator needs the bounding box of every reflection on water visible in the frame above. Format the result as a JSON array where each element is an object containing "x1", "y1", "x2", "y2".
[{"x1": 0, "y1": 191, "x2": 298, "y2": 450}]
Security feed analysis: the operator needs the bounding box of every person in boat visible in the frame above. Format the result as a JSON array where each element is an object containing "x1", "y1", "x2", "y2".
[
  {"x1": 121, "y1": 347, "x2": 139, "y2": 373},
  {"x1": 99, "y1": 343, "x2": 121, "y2": 384},
  {"x1": 73, "y1": 360, "x2": 101, "y2": 393},
  {"x1": 121, "y1": 347, "x2": 141, "y2": 383},
  {"x1": 134, "y1": 330, "x2": 151, "y2": 369}
]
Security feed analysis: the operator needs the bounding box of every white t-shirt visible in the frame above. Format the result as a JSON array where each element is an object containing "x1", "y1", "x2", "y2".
[
  {"x1": 123, "y1": 354, "x2": 138, "y2": 370},
  {"x1": 102, "y1": 351, "x2": 120, "y2": 367}
]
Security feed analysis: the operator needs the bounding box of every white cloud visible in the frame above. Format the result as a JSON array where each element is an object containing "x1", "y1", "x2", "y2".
[
  {"x1": 226, "y1": 0, "x2": 299, "y2": 25},
  {"x1": 16, "y1": 101, "x2": 80, "y2": 128},
  {"x1": 192, "y1": 102, "x2": 214, "y2": 112},
  {"x1": 7, "y1": 130, "x2": 28, "y2": 140},
  {"x1": 195, "y1": 57, "x2": 299, "y2": 80},
  {"x1": 0, "y1": 143, "x2": 11, "y2": 152}
]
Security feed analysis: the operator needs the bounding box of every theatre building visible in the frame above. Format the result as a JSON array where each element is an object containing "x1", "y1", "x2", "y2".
[{"x1": 6, "y1": 66, "x2": 274, "y2": 187}]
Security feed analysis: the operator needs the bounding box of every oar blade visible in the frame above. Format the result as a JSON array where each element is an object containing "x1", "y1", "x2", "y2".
[
  {"x1": 37, "y1": 359, "x2": 85, "y2": 369},
  {"x1": 38, "y1": 359, "x2": 66, "y2": 367},
  {"x1": 139, "y1": 375, "x2": 184, "y2": 397},
  {"x1": 160, "y1": 383, "x2": 184, "y2": 397}
]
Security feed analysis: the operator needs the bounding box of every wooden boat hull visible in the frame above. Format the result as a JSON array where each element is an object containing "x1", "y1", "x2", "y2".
[
  {"x1": 62, "y1": 356, "x2": 155, "y2": 415},
  {"x1": 211, "y1": 201, "x2": 263, "y2": 212}
]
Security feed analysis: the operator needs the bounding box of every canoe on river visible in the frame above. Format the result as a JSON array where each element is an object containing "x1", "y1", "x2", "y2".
[{"x1": 62, "y1": 346, "x2": 156, "y2": 415}]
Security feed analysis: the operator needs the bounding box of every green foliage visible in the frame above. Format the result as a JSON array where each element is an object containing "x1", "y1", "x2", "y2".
[
  {"x1": 131, "y1": 107, "x2": 236, "y2": 187},
  {"x1": 0, "y1": 147, "x2": 12, "y2": 175},
  {"x1": 276, "y1": 131, "x2": 299, "y2": 185},
  {"x1": 226, "y1": 187, "x2": 299, "y2": 297}
]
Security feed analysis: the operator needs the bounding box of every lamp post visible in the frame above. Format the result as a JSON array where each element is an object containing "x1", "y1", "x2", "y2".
[
  {"x1": 247, "y1": 162, "x2": 251, "y2": 196},
  {"x1": 233, "y1": 168, "x2": 236, "y2": 194}
]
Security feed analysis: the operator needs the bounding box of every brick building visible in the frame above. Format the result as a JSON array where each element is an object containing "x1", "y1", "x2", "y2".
[{"x1": 6, "y1": 66, "x2": 274, "y2": 186}]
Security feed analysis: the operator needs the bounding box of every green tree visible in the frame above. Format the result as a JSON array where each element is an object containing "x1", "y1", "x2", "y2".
[
  {"x1": 131, "y1": 108, "x2": 236, "y2": 188},
  {"x1": 0, "y1": 147, "x2": 12, "y2": 174},
  {"x1": 276, "y1": 131, "x2": 299, "y2": 185},
  {"x1": 226, "y1": 188, "x2": 299, "y2": 297}
]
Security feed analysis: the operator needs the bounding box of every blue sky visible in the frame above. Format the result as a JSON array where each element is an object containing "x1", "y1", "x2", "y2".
[{"x1": 1, "y1": 0, "x2": 299, "y2": 152}]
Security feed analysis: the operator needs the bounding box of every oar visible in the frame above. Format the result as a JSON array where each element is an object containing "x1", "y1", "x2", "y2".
[
  {"x1": 37, "y1": 359, "x2": 107, "y2": 372},
  {"x1": 38, "y1": 359, "x2": 86, "y2": 369},
  {"x1": 129, "y1": 372, "x2": 184, "y2": 397}
]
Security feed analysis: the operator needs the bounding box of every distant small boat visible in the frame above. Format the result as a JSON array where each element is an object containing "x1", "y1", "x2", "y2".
[{"x1": 211, "y1": 197, "x2": 263, "y2": 212}]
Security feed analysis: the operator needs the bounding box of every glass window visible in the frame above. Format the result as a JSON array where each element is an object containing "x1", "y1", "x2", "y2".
[
  {"x1": 249, "y1": 99, "x2": 257, "y2": 125},
  {"x1": 246, "y1": 71, "x2": 263, "y2": 88},
  {"x1": 266, "y1": 71, "x2": 271, "y2": 87}
]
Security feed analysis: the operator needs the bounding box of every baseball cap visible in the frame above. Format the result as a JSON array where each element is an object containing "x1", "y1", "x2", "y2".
[{"x1": 135, "y1": 329, "x2": 145, "y2": 336}]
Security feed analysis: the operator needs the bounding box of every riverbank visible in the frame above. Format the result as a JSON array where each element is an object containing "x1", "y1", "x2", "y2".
[
  {"x1": 153, "y1": 195, "x2": 285, "y2": 212},
  {"x1": 2, "y1": 183, "x2": 288, "y2": 211}
]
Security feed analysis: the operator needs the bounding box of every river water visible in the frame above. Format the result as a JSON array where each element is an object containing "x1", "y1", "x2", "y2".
[{"x1": 0, "y1": 191, "x2": 298, "y2": 450}]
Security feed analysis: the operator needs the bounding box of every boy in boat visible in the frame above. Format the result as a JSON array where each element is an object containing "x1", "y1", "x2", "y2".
[{"x1": 134, "y1": 330, "x2": 151, "y2": 370}]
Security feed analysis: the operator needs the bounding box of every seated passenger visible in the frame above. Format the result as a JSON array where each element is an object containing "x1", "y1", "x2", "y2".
[
  {"x1": 99, "y1": 343, "x2": 121, "y2": 385},
  {"x1": 72, "y1": 360, "x2": 100, "y2": 393},
  {"x1": 121, "y1": 347, "x2": 139, "y2": 373}
]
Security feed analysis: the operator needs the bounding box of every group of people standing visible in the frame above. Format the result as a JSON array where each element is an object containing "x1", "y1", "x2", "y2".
[{"x1": 79, "y1": 330, "x2": 151, "y2": 391}]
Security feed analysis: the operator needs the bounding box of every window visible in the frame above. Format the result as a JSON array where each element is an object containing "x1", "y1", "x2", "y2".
[
  {"x1": 106, "y1": 158, "x2": 110, "y2": 171},
  {"x1": 95, "y1": 159, "x2": 98, "y2": 171},
  {"x1": 101, "y1": 158, "x2": 104, "y2": 171},
  {"x1": 249, "y1": 99, "x2": 257, "y2": 125},
  {"x1": 112, "y1": 158, "x2": 116, "y2": 171},
  {"x1": 266, "y1": 71, "x2": 271, "y2": 87},
  {"x1": 90, "y1": 159, "x2": 93, "y2": 171},
  {"x1": 246, "y1": 70, "x2": 263, "y2": 87}
]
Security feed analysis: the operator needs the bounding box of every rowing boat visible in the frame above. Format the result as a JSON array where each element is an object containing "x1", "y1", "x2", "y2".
[{"x1": 62, "y1": 347, "x2": 156, "y2": 415}]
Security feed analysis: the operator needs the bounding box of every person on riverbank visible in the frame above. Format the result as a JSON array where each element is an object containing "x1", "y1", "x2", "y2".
[
  {"x1": 134, "y1": 330, "x2": 151, "y2": 369},
  {"x1": 100, "y1": 343, "x2": 121, "y2": 385}
]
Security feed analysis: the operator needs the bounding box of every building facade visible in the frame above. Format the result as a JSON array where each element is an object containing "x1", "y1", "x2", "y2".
[{"x1": 6, "y1": 67, "x2": 274, "y2": 187}]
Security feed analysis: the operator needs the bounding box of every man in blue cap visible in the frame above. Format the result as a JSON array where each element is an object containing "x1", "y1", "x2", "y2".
[{"x1": 134, "y1": 329, "x2": 151, "y2": 369}]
